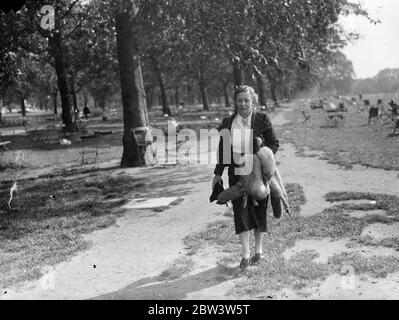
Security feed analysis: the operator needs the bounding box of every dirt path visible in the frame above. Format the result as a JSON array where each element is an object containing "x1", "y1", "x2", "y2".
[
  {"x1": 2, "y1": 164, "x2": 229, "y2": 299},
  {"x1": 2, "y1": 108, "x2": 399, "y2": 300}
]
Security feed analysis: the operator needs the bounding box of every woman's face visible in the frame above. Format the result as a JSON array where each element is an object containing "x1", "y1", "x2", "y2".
[{"x1": 236, "y1": 91, "x2": 253, "y2": 118}]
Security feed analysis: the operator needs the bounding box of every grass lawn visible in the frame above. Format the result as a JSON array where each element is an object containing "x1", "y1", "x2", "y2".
[
  {"x1": 0, "y1": 168, "x2": 145, "y2": 289},
  {"x1": 182, "y1": 185, "x2": 399, "y2": 297},
  {"x1": 0, "y1": 130, "x2": 124, "y2": 173},
  {"x1": 159, "y1": 256, "x2": 195, "y2": 281},
  {"x1": 280, "y1": 103, "x2": 399, "y2": 170}
]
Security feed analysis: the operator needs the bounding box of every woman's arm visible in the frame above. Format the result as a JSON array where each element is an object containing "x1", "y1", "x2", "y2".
[
  {"x1": 214, "y1": 135, "x2": 228, "y2": 175},
  {"x1": 213, "y1": 118, "x2": 230, "y2": 175},
  {"x1": 257, "y1": 114, "x2": 279, "y2": 154}
]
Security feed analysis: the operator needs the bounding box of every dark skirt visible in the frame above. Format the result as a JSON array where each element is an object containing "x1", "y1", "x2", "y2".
[{"x1": 229, "y1": 175, "x2": 269, "y2": 235}]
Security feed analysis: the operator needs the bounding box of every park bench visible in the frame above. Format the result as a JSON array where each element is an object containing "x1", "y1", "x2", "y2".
[
  {"x1": 24, "y1": 118, "x2": 39, "y2": 132},
  {"x1": 102, "y1": 108, "x2": 118, "y2": 121},
  {"x1": 310, "y1": 99, "x2": 324, "y2": 110},
  {"x1": 368, "y1": 106, "x2": 381, "y2": 125},
  {"x1": 110, "y1": 108, "x2": 118, "y2": 118},
  {"x1": 0, "y1": 116, "x2": 24, "y2": 127},
  {"x1": 80, "y1": 131, "x2": 113, "y2": 165},
  {"x1": 324, "y1": 102, "x2": 344, "y2": 118},
  {"x1": 326, "y1": 112, "x2": 344, "y2": 120},
  {"x1": 320, "y1": 102, "x2": 344, "y2": 127},
  {"x1": 338, "y1": 102, "x2": 347, "y2": 112},
  {"x1": 0, "y1": 140, "x2": 11, "y2": 153},
  {"x1": 28, "y1": 124, "x2": 60, "y2": 147},
  {"x1": 77, "y1": 118, "x2": 89, "y2": 132}
]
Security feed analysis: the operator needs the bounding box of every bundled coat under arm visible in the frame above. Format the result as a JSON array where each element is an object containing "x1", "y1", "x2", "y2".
[{"x1": 213, "y1": 112, "x2": 279, "y2": 177}]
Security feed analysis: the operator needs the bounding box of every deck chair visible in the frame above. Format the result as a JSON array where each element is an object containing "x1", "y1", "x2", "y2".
[
  {"x1": 302, "y1": 110, "x2": 311, "y2": 123},
  {"x1": 392, "y1": 118, "x2": 399, "y2": 135},
  {"x1": 44, "y1": 125, "x2": 60, "y2": 144},
  {"x1": 388, "y1": 105, "x2": 398, "y2": 123},
  {"x1": 357, "y1": 99, "x2": 369, "y2": 112},
  {"x1": 29, "y1": 125, "x2": 59, "y2": 147},
  {"x1": 368, "y1": 106, "x2": 379, "y2": 125},
  {"x1": 80, "y1": 131, "x2": 112, "y2": 165},
  {"x1": 0, "y1": 140, "x2": 11, "y2": 153},
  {"x1": 29, "y1": 129, "x2": 48, "y2": 146}
]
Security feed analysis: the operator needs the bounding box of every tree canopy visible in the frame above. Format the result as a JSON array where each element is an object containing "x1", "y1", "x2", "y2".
[{"x1": 1, "y1": 0, "x2": 376, "y2": 166}]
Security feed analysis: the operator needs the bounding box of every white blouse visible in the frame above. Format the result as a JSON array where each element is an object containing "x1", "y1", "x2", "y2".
[{"x1": 231, "y1": 112, "x2": 253, "y2": 154}]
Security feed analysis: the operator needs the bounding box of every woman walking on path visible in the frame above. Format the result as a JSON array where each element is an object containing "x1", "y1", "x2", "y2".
[{"x1": 211, "y1": 85, "x2": 280, "y2": 270}]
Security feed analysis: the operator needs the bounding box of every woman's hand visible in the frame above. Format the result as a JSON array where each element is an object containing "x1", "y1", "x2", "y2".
[{"x1": 212, "y1": 175, "x2": 222, "y2": 189}]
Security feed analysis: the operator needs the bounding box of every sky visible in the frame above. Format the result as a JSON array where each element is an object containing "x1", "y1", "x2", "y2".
[{"x1": 340, "y1": 0, "x2": 399, "y2": 79}]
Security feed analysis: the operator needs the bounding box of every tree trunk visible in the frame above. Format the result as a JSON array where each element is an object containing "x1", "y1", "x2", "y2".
[
  {"x1": 144, "y1": 84, "x2": 154, "y2": 109},
  {"x1": 223, "y1": 82, "x2": 231, "y2": 108},
  {"x1": 283, "y1": 86, "x2": 289, "y2": 100},
  {"x1": 20, "y1": 95, "x2": 26, "y2": 117},
  {"x1": 278, "y1": 87, "x2": 283, "y2": 101},
  {"x1": 151, "y1": 55, "x2": 171, "y2": 115},
  {"x1": 256, "y1": 71, "x2": 267, "y2": 107},
  {"x1": 44, "y1": 96, "x2": 49, "y2": 111},
  {"x1": 50, "y1": 31, "x2": 76, "y2": 132},
  {"x1": 199, "y1": 81, "x2": 209, "y2": 111},
  {"x1": 232, "y1": 59, "x2": 244, "y2": 87},
  {"x1": 83, "y1": 91, "x2": 88, "y2": 108},
  {"x1": 232, "y1": 59, "x2": 244, "y2": 112},
  {"x1": 115, "y1": 10, "x2": 154, "y2": 167},
  {"x1": 266, "y1": 70, "x2": 278, "y2": 103},
  {"x1": 69, "y1": 73, "x2": 79, "y2": 111},
  {"x1": 0, "y1": 98, "x2": 3, "y2": 122},
  {"x1": 99, "y1": 94, "x2": 106, "y2": 114},
  {"x1": 53, "y1": 90, "x2": 58, "y2": 114},
  {"x1": 187, "y1": 84, "x2": 195, "y2": 105},
  {"x1": 156, "y1": 91, "x2": 161, "y2": 107},
  {"x1": 199, "y1": 71, "x2": 209, "y2": 111},
  {"x1": 38, "y1": 96, "x2": 43, "y2": 110},
  {"x1": 174, "y1": 85, "x2": 180, "y2": 108}
]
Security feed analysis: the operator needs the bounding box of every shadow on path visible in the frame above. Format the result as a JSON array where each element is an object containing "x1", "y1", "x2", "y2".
[
  {"x1": 129, "y1": 166, "x2": 211, "y2": 199},
  {"x1": 91, "y1": 265, "x2": 241, "y2": 300}
]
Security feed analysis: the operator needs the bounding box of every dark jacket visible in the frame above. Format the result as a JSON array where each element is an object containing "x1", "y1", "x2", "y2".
[{"x1": 213, "y1": 111, "x2": 279, "y2": 176}]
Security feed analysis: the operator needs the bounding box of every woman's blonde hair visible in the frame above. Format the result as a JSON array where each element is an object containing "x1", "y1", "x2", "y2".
[{"x1": 234, "y1": 85, "x2": 258, "y2": 104}]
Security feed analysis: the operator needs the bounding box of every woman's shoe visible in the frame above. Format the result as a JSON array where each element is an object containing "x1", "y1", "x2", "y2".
[
  {"x1": 250, "y1": 253, "x2": 263, "y2": 265},
  {"x1": 239, "y1": 257, "x2": 250, "y2": 269}
]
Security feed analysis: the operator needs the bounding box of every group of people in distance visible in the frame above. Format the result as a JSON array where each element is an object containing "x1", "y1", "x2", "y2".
[
  {"x1": 365, "y1": 98, "x2": 398, "y2": 124},
  {"x1": 73, "y1": 106, "x2": 91, "y2": 121},
  {"x1": 340, "y1": 95, "x2": 398, "y2": 125}
]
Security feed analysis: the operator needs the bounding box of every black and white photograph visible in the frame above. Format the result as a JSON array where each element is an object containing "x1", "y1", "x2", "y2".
[{"x1": 1, "y1": 0, "x2": 399, "y2": 304}]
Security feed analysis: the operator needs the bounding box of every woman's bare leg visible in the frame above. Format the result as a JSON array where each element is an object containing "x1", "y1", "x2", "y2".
[
  {"x1": 254, "y1": 230, "x2": 265, "y2": 254},
  {"x1": 239, "y1": 231, "x2": 251, "y2": 259}
]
